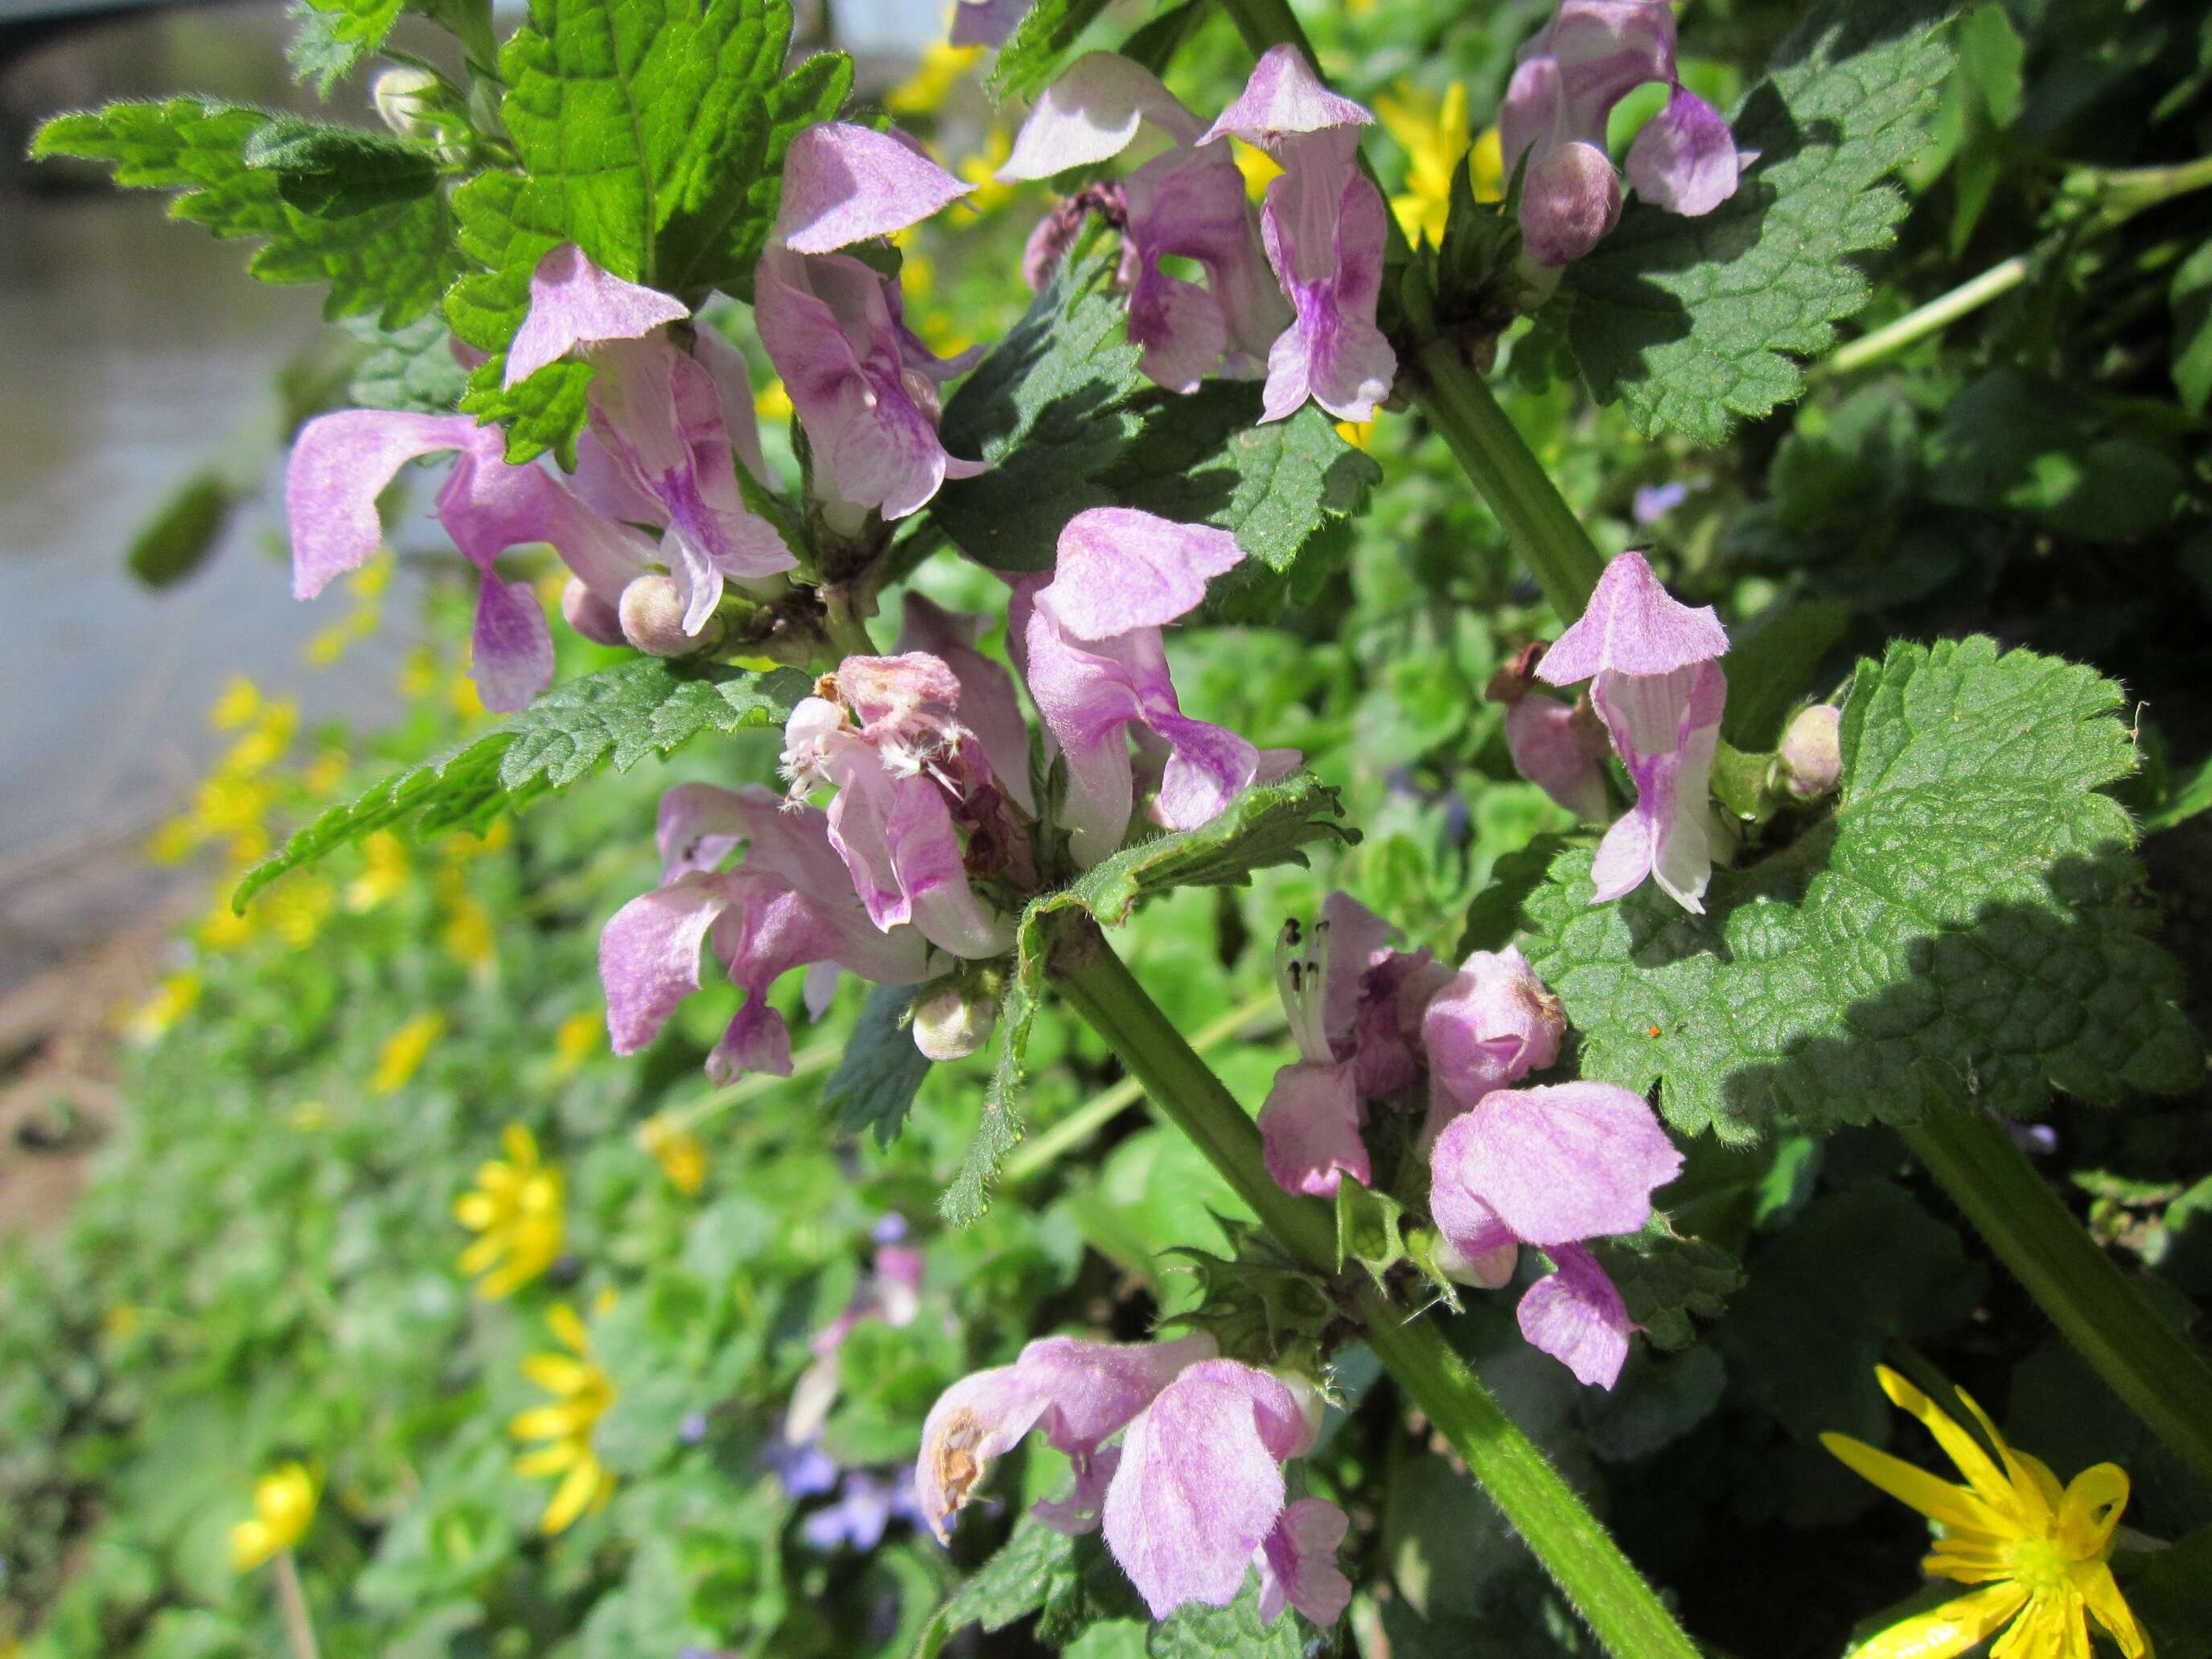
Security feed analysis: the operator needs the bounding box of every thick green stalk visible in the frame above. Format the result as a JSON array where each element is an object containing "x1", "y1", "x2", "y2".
[
  {"x1": 1415, "y1": 340, "x2": 1608, "y2": 618},
  {"x1": 1050, "y1": 924, "x2": 1700, "y2": 1659},
  {"x1": 1902, "y1": 1106, "x2": 2212, "y2": 1489}
]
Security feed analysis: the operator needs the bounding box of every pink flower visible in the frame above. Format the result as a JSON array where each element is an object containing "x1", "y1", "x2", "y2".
[
  {"x1": 1419, "y1": 945, "x2": 1567, "y2": 1144},
  {"x1": 1257, "y1": 893, "x2": 1449, "y2": 1197},
  {"x1": 1537, "y1": 551, "x2": 1730, "y2": 911},
  {"x1": 1503, "y1": 1, "x2": 1745, "y2": 269},
  {"x1": 782, "y1": 651, "x2": 1019, "y2": 959},
  {"x1": 1504, "y1": 694, "x2": 1612, "y2": 820},
  {"x1": 286, "y1": 410, "x2": 654, "y2": 711},
  {"x1": 999, "y1": 53, "x2": 1286, "y2": 392},
  {"x1": 754, "y1": 123, "x2": 985, "y2": 532},
  {"x1": 918, "y1": 1337, "x2": 1350, "y2": 1628},
  {"x1": 1199, "y1": 45, "x2": 1396, "y2": 423},
  {"x1": 1011, "y1": 508, "x2": 1299, "y2": 866},
  {"x1": 598, "y1": 783, "x2": 931, "y2": 1083},
  {"x1": 1429, "y1": 1082, "x2": 1682, "y2": 1386},
  {"x1": 506, "y1": 245, "x2": 798, "y2": 634}
]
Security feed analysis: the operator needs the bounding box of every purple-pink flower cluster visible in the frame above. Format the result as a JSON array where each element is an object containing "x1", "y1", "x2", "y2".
[
  {"x1": 1252, "y1": 889, "x2": 1681, "y2": 1390},
  {"x1": 599, "y1": 507, "x2": 1294, "y2": 1082},
  {"x1": 1503, "y1": 0, "x2": 1747, "y2": 269}
]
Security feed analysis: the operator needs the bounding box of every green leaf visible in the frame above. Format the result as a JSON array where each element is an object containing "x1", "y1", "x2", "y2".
[
  {"x1": 1457, "y1": 833, "x2": 1573, "y2": 956},
  {"x1": 915, "y1": 1516, "x2": 1075, "y2": 1657},
  {"x1": 291, "y1": 0, "x2": 497, "y2": 87},
  {"x1": 931, "y1": 247, "x2": 1148, "y2": 571},
  {"x1": 1120, "y1": 1, "x2": 1211, "y2": 78},
  {"x1": 989, "y1": 0, "x2": 1117, "y2": 101},
  {"x1": 2171, "y1": 239, "x2": 2212, "y2": 417},
  {"x1": 445, "y1": 0, "x2": 851, "y2": 463},
  {"x1": 2146, "y1": 749, "x2": 2212, "y2": 835},
  {"x1": 242, "y1": 115, "x2": 439, "y2": 216},
  {"x1": 1522, "y1": 637, "x2": 2202, "y2": 1143},
  {"x1": 931, "y1": 246, "x2": 1377, "y2": 593},
  {"x1": 943, "y1": 775, "x2": 1355, "y2": 1226},
  {"x1": 823, "y1": 985, "x2": 932, "y2": 1148},
  {"x1": 1146, "y1": 1580, "x2": 1318, "y2": 1656},
  {"x1": 233, "y1": 658, "x2": 808, "y2": 908},
  {"x1": 126, "y1": 470, "x2": 235, "y2": 589},
  {"x1": 1564, "y1": 0, "x2": 1958, "y2": 443},
  {"x1": 346, "y1": 313, "x2": 470, "y2": 413},
  {"x1": 1588, "y1": 1222, "x2": 1741, "y2": 1353},
  {"x1": 32, "y1": 99, "x2": 458, "y2": 326}
]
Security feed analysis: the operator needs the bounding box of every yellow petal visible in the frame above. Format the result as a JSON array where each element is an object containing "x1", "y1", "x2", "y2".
[
  {"x1": 547, "y1": 1303, "x2": 590, "y2": 1357},
  {"x1": 540, "y1": 1454, "x2": 603, "y2": 1534},
  {"x1": 2075, "y1": 1562, "x2": 2151, "y2": 1659},
  {"x1": 2058, "y1": 1462, "x2": 2130, "y2": 1557},
  {"x1": 501, "y1": 1123, "x2": 538, "y2": 1169},
  {"x1": 1926, "y1": 1534, "x2": 2015, "y2": 1583},
  {"x1": 521, "y1": 1353, "x2": 593, "y2": 1397},
  {"x1": 511, "y1": 1403, "x2": 595, "y2": 1441},
  {"x1": 454, "y1": 1193, "x2": 499, "y2": 1230},
  {"x1": 1821, "y1": 1432, "x2": 2010, "y2": 1535},
  {"x1": 513, "y1": 1442, "x2": 583, "y2": 1477},
  {"x1": 456, "y1": 1234, "x2": 505, "y2": 1276},
  {"x1": 230, "y1": 1519, "x2": 278, "y2": 1571},
  {"x1": 1990, "y1": 1591, "x2": 2073, "y2": 1659},
  {"x1": 1874, "y1": 1366, "x2": 2026, "y2": 1518},
  {"x1": 1853, "y1": 1581, "x2": 2031, "y2": 1659}
]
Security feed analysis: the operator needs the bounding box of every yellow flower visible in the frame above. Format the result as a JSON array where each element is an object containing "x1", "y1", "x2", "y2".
[
  {"x1": 449, "y1": 673, "x2": 486, "y2": 721},
  {"x1": 511, "y1": 1303, "x2": 616, "y2": 1534},
  {"x1": 229, "y1": 1463, "x2": 317, "y2": 1571},
  {"x1": 1470, "y1": 125, "x2": 1505, "y2": 205},
  {"x1": 126, "y1": 970, "x2": 202, "y2": 1043},
  {"x1": 103, "y1": 1305, "x2": 141, "y2": 1339},
  {"x1": 1231, "y1": 137, "x2": 1283, "y2": 201},
  {"x1": 455, "y1": 1123, "x2": 565, "y2": 1299},
  {"x1": 886, "y1": 37, "x2": 981, "y2": 116},
  {"x1": 552, "y1": 1010, "x2": 603, "y2": 1079},
  {"x1": 371, "y1": 1012, "x2": 445, "y2": 1094},
  {"x1": 352, "y1": 552, "x2": 394, "y2": 599},
  {"x1": 1375, "y1": 80, "x2": 1473, "y2": 246},
  {"x1": 302, "y1": 749, "x2": 347, "y2": 795},
  {"x1": 1823, "y1": 1365, "x2": 2151, "y2": 1659},
  {"x1": 346, "y1": 832, "x2": 410, "y2": 913},
  {"x1": 1335, "y1": 418, "x2": 1376, "y2": 450},
  {"x1": 438, "y1": 867, "x2": 497, "y2": 974},
  {"x1": 288, "y1": 1101, "x2": 331, "y2": 1131},
  {"x1": 399, "y1": 647, "x2": 439, "y2": 702},
  {"x1": 305, "y1": 621, "x2": 355, "y2": 667},
  {"x1": 210, "y1": 676, "x2": 263, "y2": 731},
  {"x1": 755, "y1": 380, "x2": 794, "y2": 424},
  {"x1": 957, "y1": 128, "x2": 1017, "y2": 216},
  {"x1": 264, "y1": 873, "x2": 337, "y2": 949},
  {"x1": 636, "y1": 1114, "x2": 707, "y2": 1196}
]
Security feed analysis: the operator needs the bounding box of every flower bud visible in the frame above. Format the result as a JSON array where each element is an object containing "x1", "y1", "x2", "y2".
[
  {"x1": 560, "y1": 577, "x2": 625, "y2": 647},
  {"x1": 371, "y1": 66, "x2": 444, "y2": 139},
  {"x1": 1435, "y1": 1235, "x2": 1520, "y2": 1290},
  {"x1": 1778, "y1": 704, "x2": 1842, "y2": 800},
  {"x1": 619, "y1": 574, "x2": 719, "y2": 657},
  {"x1": 911, "y1": 982, "x2": 996, "y2": 1062}
]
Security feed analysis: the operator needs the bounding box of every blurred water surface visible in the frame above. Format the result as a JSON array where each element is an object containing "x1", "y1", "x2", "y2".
[{"x1": 0, "y1": 5, "x2": 415, "y2": 875}]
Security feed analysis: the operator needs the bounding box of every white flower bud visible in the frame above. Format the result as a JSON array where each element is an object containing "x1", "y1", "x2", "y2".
[
  {"x1": 1435, "y1": 1235, "x2": 1520, "y2": 1290},
  {"x1": 619, "y1": 574, "x2": 717, "y2": 658},
  {"x1": 911, "y1": 983, "x2": 995, "y2": 1062},
  {"x1": 1779, "y1": 704, "x2": 1843, "y2": 800},
  {"x1": 371, "y1": 66, "x2": 443, "y2": 139}
]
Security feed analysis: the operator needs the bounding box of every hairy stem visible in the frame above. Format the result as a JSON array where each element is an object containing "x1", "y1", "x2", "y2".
[
  {"x1": 1902, "y1": 1105, "x2": 2212, "y2": 1489},
  {"x1": 1050, "y1": 924, "x2": 1700, "y2": 1659},
  {"x1": 1415, "y1": 341, "x2": 1609, "y2": 618},
  {"x1": 274, "y1": 1553, "x2": 322, "y2": 1659}
]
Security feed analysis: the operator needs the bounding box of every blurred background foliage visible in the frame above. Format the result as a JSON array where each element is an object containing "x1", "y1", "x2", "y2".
[{"x1": 0, "y1": 0, "x2": 2208, "y2": 1654}]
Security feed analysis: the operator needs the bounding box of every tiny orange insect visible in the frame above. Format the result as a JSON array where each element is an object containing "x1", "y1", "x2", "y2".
[{"x1": 1646, "y1": 1025, "x2": 1663, "y2": 1038}]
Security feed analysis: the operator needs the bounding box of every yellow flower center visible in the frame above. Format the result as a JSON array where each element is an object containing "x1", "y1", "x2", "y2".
[{"x1": 2003, "y1": 1529, "x2": 2074, "y2": 1597}]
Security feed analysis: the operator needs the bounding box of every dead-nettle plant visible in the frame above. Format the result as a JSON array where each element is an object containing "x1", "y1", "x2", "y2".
[{"x1": 37, "y1": 0, "x2": 2209, "y2": 1654}]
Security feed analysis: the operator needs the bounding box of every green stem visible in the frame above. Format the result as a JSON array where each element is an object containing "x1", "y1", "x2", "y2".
[
  {"x1": 1050, "y1": 924, "x2": 1700, "y2": 1659},
  {"x1": 1415, "y1": 341, "x2": 1609, "y2": 618},
  {"x1": 1819, "y1": 254, "x2": 2031, "y2": 377},
  {"x1": 1003, "y1": 992, "x2": 1283, "y2": 1185},
  {"x1": 1219, "y1": 0, "x2": 1599, "y2": 619},
  {"x1": 1901, "y1": 1105, "x2": 2212, "y2": 1489},
  {"x1": 273, "y1": 1553, "x2": 322, "y2": 1659}
]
